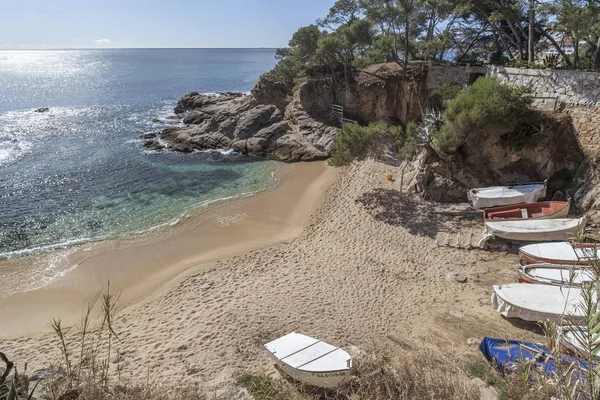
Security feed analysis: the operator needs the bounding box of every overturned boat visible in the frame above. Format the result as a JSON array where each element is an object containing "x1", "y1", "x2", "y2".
[
  {"x1": 483, "y1": 201, "x2": 570, "y2": 221},
  {"x1": 480, "y1": 337, "x2": 590, "y2": 379},
  {"x1": 518, "y1": 264, "x2": 594, "y2": 286},
  {"x1": 468, "y1": 182, "x2": 547, "y2": 209},
  {"x1": 519, "y1": 242, "x2": 600, "y2": 265},
  {"x1": 479, "y1": 216, "x2": 587, "y2": 248},
  {"x1": 264, "y1": 332, "x2": 352, "y2": 389},
  {"x1": 492, "y1": 283, "x2": 586, "y2": 324},
  {"x1": 560, "y1": 326, "x2": 600, "y2": 361}
]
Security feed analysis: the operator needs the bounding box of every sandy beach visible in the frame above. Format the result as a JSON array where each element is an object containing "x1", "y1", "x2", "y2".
[{"x1": 0, "y1": 159, "x2": 541, "y2": 389}]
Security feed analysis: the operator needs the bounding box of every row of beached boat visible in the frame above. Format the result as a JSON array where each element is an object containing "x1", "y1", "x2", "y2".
[
  {"x1": 261, "y1": 181, "x2": 598, "y2": 390},
  {"x1": 470, "y1": 181, "x2": 600, "y2": 378}
]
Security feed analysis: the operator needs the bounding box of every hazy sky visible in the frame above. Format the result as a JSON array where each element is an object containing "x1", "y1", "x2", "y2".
[{"x1": 0, "y1": 0, "x2": 333, "y2": 49}]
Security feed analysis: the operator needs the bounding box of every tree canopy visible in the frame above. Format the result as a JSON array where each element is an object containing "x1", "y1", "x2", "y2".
[{"x1": 269, "y1": 0, "x2": 600, "y2": 85}]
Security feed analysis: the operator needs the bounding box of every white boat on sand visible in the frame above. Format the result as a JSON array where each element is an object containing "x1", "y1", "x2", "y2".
[
  {"x1": 519, "y1": 264, "x2": 594, "y2": 286},
  {"x1": 264, "y1": 332, "x2": 352, "y2": 389},
  {"x1": 479, "y1": 216, "x2": 587, "y2": 248},
  {"x1": 492, "y1": 283, "x2": 586, "y2": 324},
  {"x1": 519, "y1": 242, "x2": 600, "y2": 265},
  {"x1": 468, "y1": 182, "x2": 547, "y2": 209},
  {"x1": 559, "y1": 326, "x2": 600, "y2": 361}
]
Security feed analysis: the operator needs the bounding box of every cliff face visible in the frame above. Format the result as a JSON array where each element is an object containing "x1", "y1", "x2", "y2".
[
  {"x1": 154, "y1": 63, "x2": 429, "y2": 161},
  {"x1": 407, "y1": 113, "x2": 585, "y2": 202},
  {"x1": 337, "y1": 63, "x2": 428, "y2": 124}
]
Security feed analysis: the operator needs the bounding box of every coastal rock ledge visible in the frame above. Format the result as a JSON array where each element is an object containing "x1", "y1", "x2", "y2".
[{"x1": 158, "y1": 87, "x2": 334, "y2": 161}]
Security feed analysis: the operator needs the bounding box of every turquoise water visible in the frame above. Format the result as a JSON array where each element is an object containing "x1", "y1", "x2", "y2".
[{"x1": 0, "y1": 49, "x2": 279, "y2": 258}]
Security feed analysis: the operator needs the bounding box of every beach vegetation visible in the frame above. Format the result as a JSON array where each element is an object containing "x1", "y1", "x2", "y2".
[
  {"x1": 432, "y1": 77, "x2": 536, "y2": 152},
  {"x1": 328, "y1": 121, "x2": 417, "y2": 167}
]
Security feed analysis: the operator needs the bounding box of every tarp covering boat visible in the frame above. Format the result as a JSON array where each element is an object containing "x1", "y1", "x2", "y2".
[
  {"x1": 264, "y1": 332, "x2": 352, "y2": 389},
  {"x1": 479, "y1": 337, "x2": 590, "y2": 378},
  {"x1": 519, "y1": 264, "x2": 594, "y2": 286},
  {"x1": 468, "y1": 182, "x2": 547, "y2": 209},
  {"x1": 519, "y1": 242, "x2": 600, "y2": 265},
  {"x1": 483, "y1": 201, "x2": 570, "y2": 221},
  {"x1": 492, "y1": 283, "x2": 586, "y2": 324},
  {"x1": 479, "y1": 217, "x2": 587, "y2": 248}
]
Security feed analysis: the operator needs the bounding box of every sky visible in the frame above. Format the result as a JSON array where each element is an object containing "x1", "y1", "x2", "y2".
[{"x1": 0, "y1": 0, "x2": 333, "y2": 49}]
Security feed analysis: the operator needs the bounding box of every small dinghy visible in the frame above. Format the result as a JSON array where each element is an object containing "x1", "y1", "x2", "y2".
[
  {"x1": 559, "y1": 327, "x2": 600, "y2": 361},
  {"x1": 478, "y1": 216, "x2": 587, "y2": 248},
  {"x1": 468, "y1": 182, "x2": 547, "y2": 209},
  {"x1": 483, "y1": 201, "x2": 570, "y2": 221},
  {"x1": 492, "y1": 283, "x2": 586, "y2": 324},
  {"x1": 518, "y1": 264, "x2": 594, "y2": 286},
  {"x1": 479, "y1": 337, "x2": 590, "y2": 378},
  {"x1": 519, "y1": 242, "x2": 600, "y2": 265},
  {"x1": 264, "y1": 332, "x2": 352, "y2": 389}
]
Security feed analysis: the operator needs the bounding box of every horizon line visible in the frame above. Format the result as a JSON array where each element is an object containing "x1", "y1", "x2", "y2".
[{"x1": 0, "y1": 47, "x2": 281, "y2": 51}]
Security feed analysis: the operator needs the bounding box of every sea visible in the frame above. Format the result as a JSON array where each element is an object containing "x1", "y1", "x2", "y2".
[{"x1": 0, "y1": 48, "x2": 279, "y2": 262}]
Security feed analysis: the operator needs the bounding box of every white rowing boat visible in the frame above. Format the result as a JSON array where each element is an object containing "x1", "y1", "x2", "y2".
[
  {"x1": 519, "y1": 242, "x2": 600, "y2": 265},
  {"x1": 264, "y1": 332, "x2": 352, "y2": 389},
  {"x1": 559, "y1": 326, "x2": 600, "y2": 361},
  {"x1": 492, "y1": 283, "x2": 586, "y2": 324},
  {"x1": 468, "y1": 182, "x2": 547, "y2": 209},
  {"x1": 519, "y1": 264, "x2": 594, "y2": 286},
  {"x1": 479, "y1": 216, "x2": 587, "y2": 248}
]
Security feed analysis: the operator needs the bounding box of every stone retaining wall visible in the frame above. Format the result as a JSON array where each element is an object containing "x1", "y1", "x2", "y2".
[
  {"x1": 487, "y1": 66, "x2": 600, "y2": 108},
  {"x1": 427, "y1": 65, "x2": 600, "y2": 108},
  {"x1": 566, "y1": 107, "x2": 600, "y2": 153}
]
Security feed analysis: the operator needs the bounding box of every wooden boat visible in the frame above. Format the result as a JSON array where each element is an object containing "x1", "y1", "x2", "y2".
[
  {"x1": 492, "y1": 283, "x2": 586, "y2": 324},
  {"x1": 518, "y1": 264, "x2": 594, "y2": 286},
  {"x1": 264, "y1": 332, "x2": 352, "y2": 389},
  {"x1": 468, "y1": 181, "x2": 547, "y2": 209},
  {"x1": 483, "y1": 201, "x2": 570, "y2": 221},
  {"x1": 519, "y1": 242, "x2": 600, "y2": 266},
  {"x1": 479, "y1": 216, "x2": 587, "y2": 248}
]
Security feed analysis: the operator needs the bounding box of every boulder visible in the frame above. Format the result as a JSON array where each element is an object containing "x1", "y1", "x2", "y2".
[
  {"x1": 251, "y1": 73, "x2": 291, "y2": 111},
  {"x1": 143, "y1": 139, "x2": 164, "y2": 151},
  {"x1": 183, "y1": 111, "x2": 211, "y2": 124}
]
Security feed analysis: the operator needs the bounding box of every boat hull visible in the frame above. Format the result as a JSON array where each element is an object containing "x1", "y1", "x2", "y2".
[
  {"x1": 518, "y1": 264, "x2": 594, "y2": 286},
  {"x1": 269, "y1": 355, "x2": 351, "y2": 389},
  {"x1": 479, "y1": 217, "x2": 587, "y2": 248},
  {"x1": 483, "y1": 201, "x2": 570, "y2": 221},
  {"x1": 519, "y1": 243, "x2": 600, "y2": 266},
  {"x1": 468, "y1": 182, "x2": 547, "y2": 209}
]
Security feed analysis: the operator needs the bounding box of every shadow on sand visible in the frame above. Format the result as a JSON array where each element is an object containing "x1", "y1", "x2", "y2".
[{"x1": 355, "y1": 189, "x2": 447, "y2": 238}]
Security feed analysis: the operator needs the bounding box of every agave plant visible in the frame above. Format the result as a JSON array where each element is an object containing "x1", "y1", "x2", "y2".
[{"x1": 418, "y1": 107, "x2": 445, "y2": 142}]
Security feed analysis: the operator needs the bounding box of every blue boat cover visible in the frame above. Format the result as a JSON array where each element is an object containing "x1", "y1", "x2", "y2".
[{"x1": 479, "y1": 337, "x2": 590, "y2": 379}]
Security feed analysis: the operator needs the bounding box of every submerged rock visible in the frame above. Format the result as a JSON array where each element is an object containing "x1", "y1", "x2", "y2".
[
  {"x1": 35, "y1": 107, "x2": 49, "y2": 113},
  {"x1": 143, "y1": 139, "x2": 164, "y2": 151}
]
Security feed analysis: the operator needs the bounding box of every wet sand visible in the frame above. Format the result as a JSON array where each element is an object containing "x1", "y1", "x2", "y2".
[{"x1": 0, "y1": 161, "x2": 337, "y2": 336}]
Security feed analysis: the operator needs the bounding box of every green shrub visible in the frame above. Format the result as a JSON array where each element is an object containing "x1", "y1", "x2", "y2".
[
  {"x1": 436, "y1": 83, "x2": 463, "y2": 102},
  {"x1": 432, "y1": 77, "x2": 533, "y2": 151},
  {"x1": 329, "y1": 122, "x2": 412, "y2": 167}
]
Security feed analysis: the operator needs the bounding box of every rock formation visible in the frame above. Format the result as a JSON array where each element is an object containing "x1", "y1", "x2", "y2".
[
  {"x1": 406, "y1": 112, "x2": 585, "y2": 202},
  {"x1": 156, "y1": 63, "x2": 429, "y2": 161}
]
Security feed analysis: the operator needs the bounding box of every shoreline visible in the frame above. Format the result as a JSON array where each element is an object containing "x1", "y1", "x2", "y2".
[{"x1": 0, "y1": 160, "x2": 337, "y2": 337}]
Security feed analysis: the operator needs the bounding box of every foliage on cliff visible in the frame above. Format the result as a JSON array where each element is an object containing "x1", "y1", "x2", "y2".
[
  {"x1": 329, "y1": 121, "x2": 418, "y2": 166},
  {"x1": 432, "y1": 77, "x2": 535, "y2": 151}
]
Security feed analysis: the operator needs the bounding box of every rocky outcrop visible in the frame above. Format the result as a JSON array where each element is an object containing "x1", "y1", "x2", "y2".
[
  {"x1": 251, "y1": 73, "x2": 291, "y2": 112},
  {"x1": 338, "y1": 63, "x2": 428, "y2": 124},
  {"x1": 157, "y1": 63, "x2": 430, "y2": 161},
  {"x1": 159, "y1": 92, "x2": 329, "y2": 161},
  {"x1": 408, "y1": 113, "x2": 585, "y2": 202}
]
